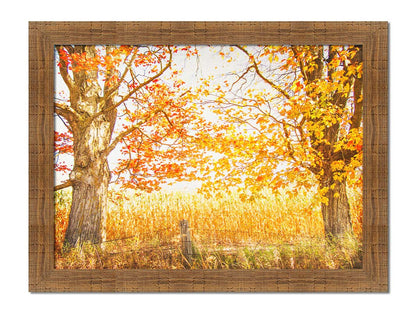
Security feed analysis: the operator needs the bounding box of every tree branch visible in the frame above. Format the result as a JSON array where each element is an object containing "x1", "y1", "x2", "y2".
[
  {"x1": 55, "y1": 102, "x2": 80, "y2": 123},
  {"x1": 102, "y1": 48, "x2": 139, "y2": 102},
  {"x1": 92, "y1": 47, "x2": 173, "y2": 121},
  {"x1": 55, "y1": 113, "x2": 72, "y2": 132},
  {"x1": 54, "y1": 180, "x2": 73, "y2": 191},
  {"x1": 231, "y1": 65, "x2": 255, "y2": 89},
  {"x1": 233, "y1": 45, "x2": 291, "y2": 100},
  {"x1": 102, "y1": 108, "x2": 165, "y2": 158}
]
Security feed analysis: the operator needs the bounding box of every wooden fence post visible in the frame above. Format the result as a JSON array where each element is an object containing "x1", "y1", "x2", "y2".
[{"x1": 180, "y1": 219, "x2": 193, "y2": 268}]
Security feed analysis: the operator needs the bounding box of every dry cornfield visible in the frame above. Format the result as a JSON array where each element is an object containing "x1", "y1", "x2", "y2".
[{"x1": 55, "y1": 186, "x2": 362, "y2": 269}]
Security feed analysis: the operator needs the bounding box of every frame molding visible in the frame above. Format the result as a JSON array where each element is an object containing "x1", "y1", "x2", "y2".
[{"x1": 29, "y1": 21, "x2": 388, "y2": 292}]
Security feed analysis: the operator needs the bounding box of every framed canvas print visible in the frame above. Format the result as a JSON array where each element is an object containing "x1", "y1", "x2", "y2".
[{"x1": 29, "y1": 21, "x2": 388, "y2": 292}]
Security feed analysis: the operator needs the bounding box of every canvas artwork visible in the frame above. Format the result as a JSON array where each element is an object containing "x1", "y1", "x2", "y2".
[{"x1": 54, "y1": 44, "x2": 363, "y2": 270}]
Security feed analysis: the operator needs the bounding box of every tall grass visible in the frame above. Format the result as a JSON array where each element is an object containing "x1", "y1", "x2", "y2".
[{"x1": 54, "y1": 186, "x2": 362, "y2": 269}]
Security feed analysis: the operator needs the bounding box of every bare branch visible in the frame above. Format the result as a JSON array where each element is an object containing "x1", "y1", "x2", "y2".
[
  {"x1": 55, "y1": 113, "x2": 72, "y2": 132},
  {"x1": 54, "y1": 180, "x2": 72, "y2": 191},
  {"x1": 233, "y1": 45, "x2": 291, "y2": 100},
  {"x1": 54, "y1": 102, "x2": 81, "y2": 127},
  {"x1": 231, "y1": 65, "x2": 255, "y2": 89},
  {"x1": 55, "y1": 102, "x2": 79, "y2": 118}
]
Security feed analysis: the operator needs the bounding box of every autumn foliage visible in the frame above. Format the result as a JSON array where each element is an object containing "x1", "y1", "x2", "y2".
[
  {"x1": 192, "y1": 45, "x2": 363, "y2": 237},
  {"x1": 55, "y1": 45, "x2": 200, "y2": 192},
  {"x1": 54, "y1": 44, "x2": 363, "y2": 268}
]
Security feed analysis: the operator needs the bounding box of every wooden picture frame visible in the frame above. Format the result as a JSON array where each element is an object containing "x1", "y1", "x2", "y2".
[{"x1": 29, "y1": 21, "x2": 388, "y2": 292}]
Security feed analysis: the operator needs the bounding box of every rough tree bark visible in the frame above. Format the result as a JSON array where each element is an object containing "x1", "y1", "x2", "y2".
[
  {"x1": 59, "y1": 46, "x2": 118, "y2": 247},
  {"x1": 319, "y1": 173, "x2": 352, "y2": 237},
  {"x1": 64, "y1": 118, "x2": 114, "y2": 246},
  {"x1": 307, "y1": 45, "x2": 362, "y2": 238}
]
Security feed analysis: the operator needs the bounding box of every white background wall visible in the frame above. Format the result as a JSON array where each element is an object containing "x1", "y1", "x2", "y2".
[{"x1": 0, "y1": 1, "x2": 412, "y2": 311}]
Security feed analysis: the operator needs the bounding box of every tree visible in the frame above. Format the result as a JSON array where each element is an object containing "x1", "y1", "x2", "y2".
[
  {"x1": 55, "y1": 45, "x2": 199, "y2": 247},
  {"x1": 197, "y1": 45, "x2": 363, "y2": 238}
]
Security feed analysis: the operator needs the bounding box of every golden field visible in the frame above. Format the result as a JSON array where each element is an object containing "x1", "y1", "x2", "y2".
[{"x1": 55, "y1": 186, "x2": 362, "y2": 269}]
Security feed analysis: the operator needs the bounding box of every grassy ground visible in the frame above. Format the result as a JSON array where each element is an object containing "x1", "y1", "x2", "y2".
[{"x1": 54, "y1": 187, "x2": 362, "y2": 269}]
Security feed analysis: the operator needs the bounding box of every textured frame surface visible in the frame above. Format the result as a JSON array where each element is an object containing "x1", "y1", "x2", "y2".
[{"x1": 29, "y1": 21, "x2": 388, "y2": 292}]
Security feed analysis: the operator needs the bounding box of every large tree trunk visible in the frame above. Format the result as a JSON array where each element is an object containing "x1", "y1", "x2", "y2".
[
  {"x1": 64, "y1": 116, "x2": 114, "y2": 247},
  {"x1": 63, "y1": 45, "x2": 117, "y2": 247},
  {"x1": 298, "y1": 45, "x2": 353, "y2": 238},
  {"x1": 319, "y1": 175, "x2": 352, "y2": 238},
  {"x1": 65, "y1": 168, "x2": 109, "y2": 246}
]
